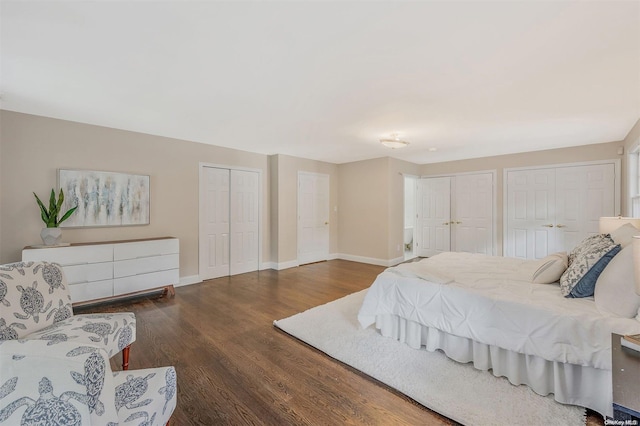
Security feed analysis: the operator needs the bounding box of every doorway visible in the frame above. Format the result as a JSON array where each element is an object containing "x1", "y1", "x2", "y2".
[{"x1": 404, "y1": 176, "x2": 417, "y2": 260}]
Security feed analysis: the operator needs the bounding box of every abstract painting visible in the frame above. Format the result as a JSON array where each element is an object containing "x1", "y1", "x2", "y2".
[{"x1": 58, "y1": 169, "x2": 150, "y2": 227}]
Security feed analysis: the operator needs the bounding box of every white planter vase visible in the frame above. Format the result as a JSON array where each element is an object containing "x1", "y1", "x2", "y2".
[{"x1": 40, "y1": 227, "x2": 62, "y2": 246}]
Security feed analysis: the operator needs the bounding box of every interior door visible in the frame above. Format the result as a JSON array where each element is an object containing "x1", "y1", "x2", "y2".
[
  {"x1": 229, "y1": 169, "x2": 260, "y2": 275},
  {"x1": 200, "y1": 167, "x2": 230, "y2": 279},
  {"x1": 555, "y1": 164, "x2": 615, "y2": 252},
  {"x1": 416, "y1": 177, "x2": 451, "y2": 257},
  {"x1": 298, "y1": 172, "x2": 330, "y2": 265},
  {"x1": 454, "y1": 173, "x2": 494, "y2": 255},
  {"x1": 505, "y1": 169, "x2": 556, "y2": 259}
]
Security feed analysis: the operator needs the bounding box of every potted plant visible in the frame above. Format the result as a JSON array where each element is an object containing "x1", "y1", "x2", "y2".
[{"x1": 33, "y1": 189, "x2": 78, "y2": 246}]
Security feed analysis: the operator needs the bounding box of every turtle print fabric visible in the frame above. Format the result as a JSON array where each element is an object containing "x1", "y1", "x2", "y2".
[
  {"x1": 0, "y1": 262, "x2": 71, "y2": 338},
  {"x1": 0, "y1": 261, "x2": 136, "y2": 360},
  {"x1": 0, "y1": 339, "x2": 177, "y2": 425}
]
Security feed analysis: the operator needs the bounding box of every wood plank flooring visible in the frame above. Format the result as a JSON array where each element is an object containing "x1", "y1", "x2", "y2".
[{"x1": 76, "y1": 260, "x2": 604, "y2": 425}]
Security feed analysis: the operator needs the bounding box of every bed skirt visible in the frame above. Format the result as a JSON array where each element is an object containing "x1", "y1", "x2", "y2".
[{"x1": 375, "y1": 313, "x2": 611, "y2": 418}]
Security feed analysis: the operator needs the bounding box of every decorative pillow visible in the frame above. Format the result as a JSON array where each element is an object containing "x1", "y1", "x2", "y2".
[
  {"x1": 594, "y1": 245, "x2": 640, "y2": 317},
  {"x1": 568, "y1": 234, "x2": 607, "y2": 265},
  {"x1": 530, "y1": 252, "x2": 568, "y2": 284},
  {"x1": 610, "y1": 223, "x2": 640, "y2": 249},
  {"x1": 560, "y1": 234, "x2": 621, "y2": 298}
]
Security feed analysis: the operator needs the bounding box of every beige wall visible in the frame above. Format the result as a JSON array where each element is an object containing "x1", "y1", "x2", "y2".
[
  {"x1": 2, "y1": 110, "x2": 636, "y2": 274},
  {"x1": 624, "y1": 119, "x2": 640, "y2": 152},
  {"x1": 338, "y1": 157, "x2": 389, "y2": 260},
  {"x1": 0, "y1": 111, "x2": 271, "y2": 279},
  {"x1": 337, "y1": 157, "x2": 420, "y2": 263},
  {"x1": 271, "y1": 154, "x2": 339, "y2": 265},
  {"x1": 421, "y1": 141, "x2": 625, "y2": 255}
]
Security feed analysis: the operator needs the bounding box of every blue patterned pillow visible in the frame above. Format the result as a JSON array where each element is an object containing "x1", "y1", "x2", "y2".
[{"x1": 560, "y1": 234, "x2": 621, "y2": 298}]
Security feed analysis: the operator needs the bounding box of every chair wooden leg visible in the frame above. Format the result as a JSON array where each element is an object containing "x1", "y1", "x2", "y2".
[{"x1": 122, "y1": 345, "x2": 131, "y2": 370}]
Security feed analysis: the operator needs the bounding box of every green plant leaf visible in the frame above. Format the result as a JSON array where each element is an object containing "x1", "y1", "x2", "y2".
[
  {"x1": 34, "y1": 188, "x2": 77, "y2": 227},
  {"x1": 34, "y1": 192, "x2": 51, "y2": 224},
  {"x1": 58, "y1": 206, "x2": 78, "y2": 224},
  {"x1": 56, "y1": 188, "x2": 64, "y2": 213},
  {"x1": 48, "y1": 189, "x2": 56, "y2": 216}
]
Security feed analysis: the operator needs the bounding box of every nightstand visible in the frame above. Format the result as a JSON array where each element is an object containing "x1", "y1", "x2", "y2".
[{"x1": 612, "y1": 333, "x2": 640, "y2": 422}]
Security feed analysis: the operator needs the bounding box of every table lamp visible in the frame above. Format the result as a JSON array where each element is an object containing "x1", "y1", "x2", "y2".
[{"x1": 599, "y1": 217, "x2": 640, "y2": 235}]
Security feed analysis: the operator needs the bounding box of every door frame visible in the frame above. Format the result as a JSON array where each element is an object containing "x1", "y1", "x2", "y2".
[
  {"x1": 503, "y1": 159, "x2": 621, "y2": 257},
  {"x1": 198, "y1": 162, "x2": 263, "y2": 280},
  {"x1": 419, "y1": 169, "x2": 498, "y2": 256}
]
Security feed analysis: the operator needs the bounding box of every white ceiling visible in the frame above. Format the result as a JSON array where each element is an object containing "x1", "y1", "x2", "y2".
[{"x1": 1, "y1": 1, "x2": 639, "y2": 164}]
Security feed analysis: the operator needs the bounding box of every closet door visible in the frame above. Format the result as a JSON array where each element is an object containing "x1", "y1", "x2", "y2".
[
  {"x1": 200, "y1": 167, "x2": 231, "y2": 279},
  {"x1": 416, "y1": 177, "x2": 451, "y2": 257},
  {"x1": 200, "y1": 166, "x2": 260, "y2": 279},
  {"x1": 505, "y1": 163, "x2": 616, "y2": 259},
  {"x1": 230, "y1": 170, "x2": 260, "y2": 275},
  {"x1": 505, "y1": 169, "x2": 556, "y2": 259},
  {"x1": 555, "y1": 164, "x2": 615, "y2": 252},
  {"x1": 454, "y1": 173, "x2": 494, "y2": 255}
]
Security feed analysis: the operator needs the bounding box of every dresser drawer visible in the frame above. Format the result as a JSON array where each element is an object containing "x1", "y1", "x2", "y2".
[
  {"x1": 113, "y1": 238, "x2": 178, "y2": 261},
  {"x1": 64, "y1": 262, "x2": 113, "y2": 285},
  {"x1": 113, "y1": 253, "x2": 179, "y2": 278},
  {"x1": 23, "y1": 244, "x2": 114, "y2": 265},
  {"x1": 113, "y1": 269, "x2": 179, "y2": 296},
  {"x1": 69, "y1": 279, "x2": 113, "y2": 303}
]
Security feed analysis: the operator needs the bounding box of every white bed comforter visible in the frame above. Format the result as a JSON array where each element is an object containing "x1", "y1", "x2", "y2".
[{"x1": 358, "y1": 252, "x2": 640, "y2": 370}]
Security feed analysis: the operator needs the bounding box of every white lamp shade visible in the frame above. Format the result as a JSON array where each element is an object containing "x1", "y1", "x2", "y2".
[
  {"x1": 633, "y1": 236, "x2": 640, "y2": 295},
  {"x1": 599, "y1": 217, "x2": 640, "y2": 234}
]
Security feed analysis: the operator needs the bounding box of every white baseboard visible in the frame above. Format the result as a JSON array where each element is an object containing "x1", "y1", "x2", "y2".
[
  {"x1": 183, "y1": 253, "x2": 405, "y2": 284},
  {"x1": 274, "y1": 260, "x2": 300, "y2": 270},
  {"x1": 387, "y1": 256, "x2": 405, "y2": 266},
  {"x1": 335, "y1": 253, "x2": 401, "y2": 267},
  {"x1": 176, "y1": 275, "x2": 202, "y2": 288},
  {"x1": 260, "y1": 262, "x2": 276, "y2": 270}
]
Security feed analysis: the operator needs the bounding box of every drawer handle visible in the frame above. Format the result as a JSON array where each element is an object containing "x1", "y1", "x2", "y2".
[{"x1": 69, "y1": 280, "x2": 90, "y2": 285}]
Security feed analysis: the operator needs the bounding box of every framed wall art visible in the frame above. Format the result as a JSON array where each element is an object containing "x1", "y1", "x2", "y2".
[{"x1": 58, "y1": 169, "x2": 150, "y2": 227}]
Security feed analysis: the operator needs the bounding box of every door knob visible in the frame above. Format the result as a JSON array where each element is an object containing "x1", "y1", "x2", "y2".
[
  {"x1": 556, "y1": 224, "x2": 566, "y2": 228},
  {"x1": 442, "y1": 222, "x2": 450, "y2": 225},
  {"x1": 324, "y1": 222, "x2": 329, "y2": 225},
  {"x1": 542, "y1": 224, "x2": 553, "y2": 228}
]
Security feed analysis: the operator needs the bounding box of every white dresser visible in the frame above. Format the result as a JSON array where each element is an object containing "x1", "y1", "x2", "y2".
[{"x1": 22, "y1": 237, "x2": 179, "y2": 305}]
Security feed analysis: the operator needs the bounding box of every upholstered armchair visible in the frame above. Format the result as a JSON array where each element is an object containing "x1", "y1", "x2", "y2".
[
  {"x1": 0, "y1": 339, "x2": 176, "y2": 425},
  {"x1": 0, "y1": 261, "x2": 135, "y2": 370}
]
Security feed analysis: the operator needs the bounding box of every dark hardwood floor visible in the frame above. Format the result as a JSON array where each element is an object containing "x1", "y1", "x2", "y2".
[{"x1": 76, "y1": 260, "x2": 604, "y2": 425}]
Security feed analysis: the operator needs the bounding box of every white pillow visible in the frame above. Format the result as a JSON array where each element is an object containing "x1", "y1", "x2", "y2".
[
  {"x1": 594, "y1": 244, "x2": 640, "y2": 318},
  {"x1": 529, "y1": 252, "x2": 568, "y2": 284},
  {"x1": 609, "y1": 223, "x2": 640, "y2": 248}
]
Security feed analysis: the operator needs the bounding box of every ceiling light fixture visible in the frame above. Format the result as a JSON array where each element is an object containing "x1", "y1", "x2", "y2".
[{"x1": 380, "y1": 133, "x2": 409, "y2": 149}]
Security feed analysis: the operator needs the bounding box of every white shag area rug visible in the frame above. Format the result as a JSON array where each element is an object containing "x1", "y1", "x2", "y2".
[{"x1": 274, "y1": 290, "x2": 586, "y2": 426}]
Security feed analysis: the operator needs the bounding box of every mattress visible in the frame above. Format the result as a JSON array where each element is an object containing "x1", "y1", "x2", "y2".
[{"x1": 358, "y1": 253, "x2": 640, "y2": 370}]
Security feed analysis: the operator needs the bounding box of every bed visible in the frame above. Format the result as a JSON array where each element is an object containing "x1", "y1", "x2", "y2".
[{"x1": 358, "y1": 225, "x2": 640, "y2": 418}]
